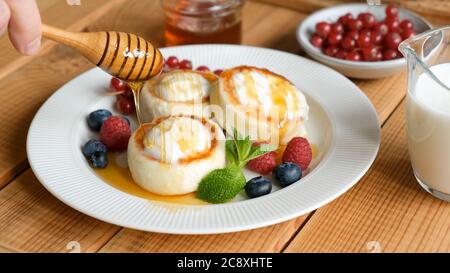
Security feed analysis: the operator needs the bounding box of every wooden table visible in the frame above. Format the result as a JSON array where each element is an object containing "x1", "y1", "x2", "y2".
[{"x1": 0, "y1": 0, "x2": 449, "y2": 253}]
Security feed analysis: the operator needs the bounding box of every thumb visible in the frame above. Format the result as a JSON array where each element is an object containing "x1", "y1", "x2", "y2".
[
  {"x1": 6, "y1": 0, "x2": 41, "y2": 55},
  {"x1": 0, "y1": 0, "x2": 11, "y2": 36}
]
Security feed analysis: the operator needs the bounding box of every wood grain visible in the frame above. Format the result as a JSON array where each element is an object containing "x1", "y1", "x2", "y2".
[
  {"x1": 0, "y1": 0, "x2": 164, "y2": 190},
  {"x1": 0, "y1": 0, "x2": 407, "y2": 253},
  {"x1": 0, "y1": 0, "x2": 126, "y2": 81},
  {"x1": 0, "y1": 0, "x2": 444, "y2": 253},
  {"x1": 98, "y1": 2, "x2": 406, "y2": 253},
  {"x1": 0, "y1": 243, "x2": 20, "y2": 253},
  {"x1": 284, "y1": 101, "x2": 450, "y2": 253},
  {"x1": 0, "y1": 170, "x2": 119, "y2": 252},
  {"x1": 41, "y1": 24, "x2": 164, "y2": 81},
  {"x1": 100, "y1": 216, "x2": 307, "y2": 253},
  {"x1": 253, "y1": 0, "x2": 450, "y2": 20}
]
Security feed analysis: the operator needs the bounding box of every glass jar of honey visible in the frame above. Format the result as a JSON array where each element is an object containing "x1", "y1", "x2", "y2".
[{"x1": 161, "y1": 0, "x2": 244, "y2": 46}]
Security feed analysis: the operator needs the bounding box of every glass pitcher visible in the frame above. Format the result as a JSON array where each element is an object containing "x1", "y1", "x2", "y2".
[{"x1": 399, "y1": 25, "x2": 450, "y2": 201}]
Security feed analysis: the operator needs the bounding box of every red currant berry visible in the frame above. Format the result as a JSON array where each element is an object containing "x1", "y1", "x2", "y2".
[
  {"x1": 335, "y1": 49, "x2": 348, "y2": 60},
  {"x1": 213, "y1": 69, "x2": 223, "y2": 76},
  {"x1": 362, "y1": 46, "x2": 378, "y2": 61},
  {"x1": 123, "y1": 85, "x2": 133, "y2": 97},
  {"x1": 341, "y1": 36, "x2": 356, "y2": 50},
  {"x1": 357, "y1": 34, "x2": 372, "y2": 48},
  {"x1": 116, "y1": 95, "x2": 135, "y2": 115},
  {"x1": 356, "y1": 13, "x2": 366, "y2": 20},
  {"x1": 400, "y1": 19, "x2": 413, "y2": 30},
  {"x1": 385, "y1": 17, "x2": 400, "y2": 31},
  {"x1": 196, "y1": 65, "x2": 210, "y2": 72},
  {"x1": 375, "y1": 50, "x2": 383, "y2": 61},
  {"x1": 402, "y1": 28, "x2": 416, "y2": 39},
  {"x1": 346, "y1": 50, "x2": 362, "y2": 61},
  {"x1": 110, "y1": 77, "x2": 127, "y2": 92},
  {"x1": 331, "y1": 23, "x2": 344, "y2": 34},
  {"x1": 179, "y1": 59, "x2": 193, "y2": 70},
  {"x1": 324, "y1": 45, "x2": 339, "y2": 57},
  {"x1": 165, "y1": 56, "x2": 179, "y2": 68},
  {"x1": 346, "y1": 30, "x2": 359, "y2": 40},
  {"x1": 360, "y1": 13, "x2": 376, "y2": 29},
  {"x1": 315, "y1": 21, "x2": 332, "y2": 38},
  {"x1": 327, "y1": 32, "x2": 343, "y2": 46},
  {"x1": 384, "y1": 32, "x2": 402, "y2": 50},
  {"x1": 348, "y1": 19, "x2": 363, "y2": 31},
  {"x1": 359, "y1": 29, "x2": 371, "y2": 38},
  {"x1": 310, "y1": 35, "x2": 324, "y2": 48},
  {"x1": 370, "y1": 31, "x2": 383, "y2": 45},
  {"x1": 338, "y1": 12, "x2": 353, "y2": 25},
  {"x1": 383, "y1": 48, "x2": 400, "y2": 60},
  {"x1": 373, "y1": 23, "x2": 389, "y2": 36},
  {"x1": 386, "y1": 4, "x2": 399, "y2": 19}
]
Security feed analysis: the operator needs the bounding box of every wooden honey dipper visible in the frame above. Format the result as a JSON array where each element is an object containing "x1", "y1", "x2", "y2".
[{"x1": 41, "y1": 24, "x2": 164, "y2": 81}]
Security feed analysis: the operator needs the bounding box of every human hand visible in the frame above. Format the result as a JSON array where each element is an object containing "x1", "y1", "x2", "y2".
[{"x1": 0, "y1": 0, "x2": 41, "y2": 55}]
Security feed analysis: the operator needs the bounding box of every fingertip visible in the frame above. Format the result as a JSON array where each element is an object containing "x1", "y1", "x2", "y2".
[
  {"x1": 0, "y1": 0, "x2": 10, "y2": 35},
  {"x1": 22, "y1": 36, "x2": 41, "y2": 56},
  {"x1": 6, "y1": 0, "x2": 41, "y2": 55},
  {"x1": 9, "y1": 29, "x2": 41, "y2": 56}
]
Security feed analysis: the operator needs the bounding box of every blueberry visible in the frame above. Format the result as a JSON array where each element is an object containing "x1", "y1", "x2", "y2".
[
  {"x1": 90, "y1": 152, "x2": 108, "y2": 168},
  {"x1": 272, "y1": 162, "x2": 302, "y2": 187},
  {"x1": 82, "y1": 139, "x2": 107, "y2": 158},
  {"x1": 87, "y1": 109, "x2": 112, "y2": 131},
  {"x1": 245, "y1": 176, "x2": 272, "y2": 198}
]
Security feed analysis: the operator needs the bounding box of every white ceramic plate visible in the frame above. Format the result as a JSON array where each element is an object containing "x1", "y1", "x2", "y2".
[{"x1": 27, "y1": 45, "x2": 380, "y2": 234}]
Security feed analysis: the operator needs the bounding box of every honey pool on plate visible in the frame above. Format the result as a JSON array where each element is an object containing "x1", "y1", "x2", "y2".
[
  {"x1": 95, "y1": 153, "x2": 207, "y2": 205},
  {"x1": 95, "y1": 145, "x2": 318, "y2": 205}
]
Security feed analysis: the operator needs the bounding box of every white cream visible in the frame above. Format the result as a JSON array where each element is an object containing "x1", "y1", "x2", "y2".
[
  {"x1": 127, "y1": 117, "x2": 226, "y2": 195},
  {"x1": 407, "y1": 63, "x2": 450, "y2": 195},
  {"x1": 231, "y1": 70, "x2": 308, "y2": 121},
  {"x1": 143, "y1": 117, "x2": 212, "y2": 164},
  {"x1": 153, "y1": 71, "x2": 211, "y2": 102}
]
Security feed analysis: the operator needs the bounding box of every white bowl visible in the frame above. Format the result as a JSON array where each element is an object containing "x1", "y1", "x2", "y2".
[{"x1": 297, "y1": 3, "x2": 432, "y2": 79}]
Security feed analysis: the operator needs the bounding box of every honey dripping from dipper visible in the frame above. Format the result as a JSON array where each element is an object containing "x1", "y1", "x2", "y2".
[{"x1": 113, "y1": 43, "x2": 164, "y2": 129}]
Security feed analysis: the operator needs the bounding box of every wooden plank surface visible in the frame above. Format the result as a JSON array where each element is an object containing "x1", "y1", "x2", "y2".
[
  {"x1": 0, "y1": 0, "x2": 447, "y2": 253},
  {"x1": 100, "y1": 216, "x2": 308, "y2": 253},
  {"x1": 253, "y1": 0, "x2": 450, "y2": 19},
  {"x1": 0, "y1": 170, "x2": 119, "y2": 252},
  {"x1": 284, "y1": 101, "x2": 450, "y2": 252},
  {"x1": 0, "y1": 0, "x2": 314, "y2": 253},
  {"x1": 0, "y1": 0, "x2": 126, "y2": 81},
  {"x1": 0, "y1": 0, "x2": 409, "y2": 253},
  {"x1": 0, "y1": 0, "x2": 163, "y2": 189}
]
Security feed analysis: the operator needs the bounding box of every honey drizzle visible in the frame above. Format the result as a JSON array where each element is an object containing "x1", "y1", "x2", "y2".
[
  {"x1": 96, "y1": 144, "x2": 319, "y2": 206},
  {"x1": 127, "y1": 81, "x2": 144, "y2": 126},
  {"x1": 95, "y1": 153, "x2": 206, "y2": 205}
]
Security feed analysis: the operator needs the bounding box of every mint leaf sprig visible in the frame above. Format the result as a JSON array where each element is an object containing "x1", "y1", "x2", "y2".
[
  {"x1": 197, "y1": 129, "x2": 276, "y2": 204},
  {"x1": 226, "y1": 129, "x2": 275, "y2": 167}
]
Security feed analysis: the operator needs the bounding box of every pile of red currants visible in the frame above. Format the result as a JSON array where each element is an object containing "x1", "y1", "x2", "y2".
[
  {"x1": 164, "y1": 56, "x2": 223, "y2": 75},
  {"x1": 109, "y1": 56, "x2": 223, "y2": 116},
  {"x1": 110, "y1": 78, "x2": 135, "y2": 116},
  {"x1": 310, "y1": 5, "x2": 415, "y2": 62}
]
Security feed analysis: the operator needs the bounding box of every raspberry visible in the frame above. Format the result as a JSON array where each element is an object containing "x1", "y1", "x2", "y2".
[
  {"x1": 282, "y1": 137, "x2": 312, "y2": 171},
  {"x1": 246, "y1": 143, "x2": 277, "y2": 175},
  {"x1": 100, "y1": 116, "x2": 131, "y2": 152}
]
